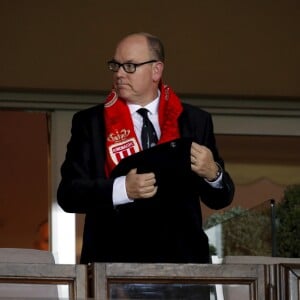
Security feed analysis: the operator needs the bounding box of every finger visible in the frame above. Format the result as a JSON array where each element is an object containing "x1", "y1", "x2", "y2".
[
  {"x1": 191, "y1": 146, "x2": 202, "y2": 158},
  {"x1": 191, "y1": 154, "x2": 197, "y2": 164},
  {"x1": 128, "y1": 168, "x2": 137, "y2": 175},
  {"x1": 191, "y1": 142, "x2": 202, "y2": 151},
  {"x1": 139, "y1": 172, "x2": 156, "y2": 184},
  {"x1": 143, "y1": 172, "x2": 156, "y2": 179},
  {"x1": 144, "y1": 186, "x2": 158, "y2": 198}
]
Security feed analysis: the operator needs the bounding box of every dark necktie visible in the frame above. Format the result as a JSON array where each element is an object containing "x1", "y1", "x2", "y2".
[{"x1": 137, "y1": 108, "x2": 158, "y2": 149}]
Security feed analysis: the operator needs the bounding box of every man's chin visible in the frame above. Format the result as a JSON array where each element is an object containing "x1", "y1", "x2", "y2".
[{"x1": 116, "y1": 88, "x2": 130, "y2": 99}]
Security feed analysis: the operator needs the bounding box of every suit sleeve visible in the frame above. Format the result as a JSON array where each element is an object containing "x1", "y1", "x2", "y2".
[
  {"x1": 180, "y1": 104, "x2": 235, "y2": 210},
  {"x1": 57, "y1": 109, "x2": 115, "y2": 214},
  {"x1": 198, "y1": 110, "x2": 235, "y2": 209}
]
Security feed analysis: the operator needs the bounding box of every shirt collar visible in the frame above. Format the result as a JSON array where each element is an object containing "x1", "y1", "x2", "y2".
[{"x1": 128, "y1": 90, "x2": 160, "y2": 115}]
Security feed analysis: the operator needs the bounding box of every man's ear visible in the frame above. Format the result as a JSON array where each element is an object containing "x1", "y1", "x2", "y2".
[{"x1": 152, "y1": 61, "x2": 164, "y2": 82}]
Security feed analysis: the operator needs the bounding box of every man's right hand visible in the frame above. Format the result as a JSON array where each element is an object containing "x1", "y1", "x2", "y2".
[{"x1": 125, "y1": 168, "x2": 158, "y2": 199}]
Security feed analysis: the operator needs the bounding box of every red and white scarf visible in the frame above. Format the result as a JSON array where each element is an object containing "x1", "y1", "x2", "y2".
[{"x1": 104, "y1": 83, "x2": 183, "y2": 177}]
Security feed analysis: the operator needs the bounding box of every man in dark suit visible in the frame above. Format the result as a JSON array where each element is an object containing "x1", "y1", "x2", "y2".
[{"x1": 57, "y1": 32, "x2": 234, "y2": 266}]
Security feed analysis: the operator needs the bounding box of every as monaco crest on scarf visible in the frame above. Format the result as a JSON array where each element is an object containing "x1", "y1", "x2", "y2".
[{"x1": 107, "y1": 130, "x2": 140, "y2": 165}]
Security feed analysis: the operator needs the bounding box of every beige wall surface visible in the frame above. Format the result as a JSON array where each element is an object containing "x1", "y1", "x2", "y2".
[{"x1": 0, "y1": 1, "x2": 300, "y2": 97}]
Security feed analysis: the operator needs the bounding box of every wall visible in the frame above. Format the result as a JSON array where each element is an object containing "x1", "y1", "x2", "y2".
[
  {"x1": 0, "y1": 1, "x2": 300, "y2": 97},
  {"x1": 0, "y1": 110, "x2": 49, "y2": 248}
]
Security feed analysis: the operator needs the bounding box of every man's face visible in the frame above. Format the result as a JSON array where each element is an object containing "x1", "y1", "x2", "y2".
[{"x1": 111, "y1": 35, "x2": 163, "y2": 105}]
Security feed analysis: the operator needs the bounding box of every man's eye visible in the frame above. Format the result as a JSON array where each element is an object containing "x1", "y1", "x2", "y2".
[{"x1": 125, "y1": 64, "x2": 134, "y2": 68}]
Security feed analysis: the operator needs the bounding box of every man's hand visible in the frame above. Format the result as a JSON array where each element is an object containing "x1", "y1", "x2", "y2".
[
  {"x1": 125, "y1": 168, "x2": 158, "y2": 199},
  {"x1": 191, "y1": 142, "x2": 219, "y2": 180}
]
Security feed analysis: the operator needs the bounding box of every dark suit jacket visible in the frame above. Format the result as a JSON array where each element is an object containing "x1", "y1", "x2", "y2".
[{"x1": 57, "y1": 102, "x2": 235, "y2": 264}]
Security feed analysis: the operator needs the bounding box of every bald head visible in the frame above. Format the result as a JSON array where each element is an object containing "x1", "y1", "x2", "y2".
[{"x1": 117, "y1": 32, "x2": 165, "y2": 63}]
